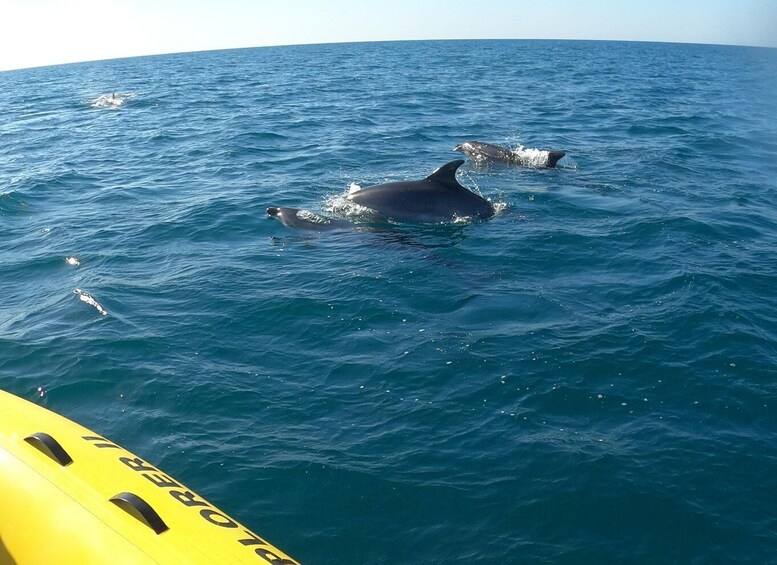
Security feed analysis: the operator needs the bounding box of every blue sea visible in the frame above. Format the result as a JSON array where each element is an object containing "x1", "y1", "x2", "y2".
[{"x1": 1, "y1": 40, "x2": 776, "y2": 563}]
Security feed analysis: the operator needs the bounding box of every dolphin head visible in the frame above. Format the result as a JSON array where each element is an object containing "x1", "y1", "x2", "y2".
[
  {"x1": 267, "y1": 207, "x2": 353, "y2": 231},
  {"x1": 453, "y1": 142, "x2": 472, "y2": 155},
  {"x1": 453, "y1": 141, "x2": 503, "y2": 162},
  {"x1": 267, "y1": 207, "x2": 293, "y2": 227}
]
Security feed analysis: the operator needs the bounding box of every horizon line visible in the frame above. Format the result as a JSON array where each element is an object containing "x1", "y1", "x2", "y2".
[{"x1": 2, "y1": 37, "x2": 775, "y2": 74}]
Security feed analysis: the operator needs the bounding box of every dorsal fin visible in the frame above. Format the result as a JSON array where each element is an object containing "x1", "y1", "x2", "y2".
[
  {"x1": 425, "y1": 159, "x2": 465, "y2": 188},
  {"x1": 546, "y1": 151, "x2": 565, "y2": 168}
]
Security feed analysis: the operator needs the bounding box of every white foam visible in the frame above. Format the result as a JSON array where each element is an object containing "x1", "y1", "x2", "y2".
[
  {"x1": 91, "y1": 94, "x2": 123, "y2": 108},
  {"x1": 91, "y1": 92, "x2": 136, "y2": 109},
  {"x1": 492, "y1": 201, "x2": 508, "y2": 214},
  {"x1": 295, "y1": 209, "x2": 330, "y2": 224},
  {"x1": 65, "y1": 256, "x2": 80, "y2": 267},
  {"x1": 511, "y1": 145, "x2": 551, "y2": 167},
  {"x1": 74, "y1": 288, "x2": 108, "y2": 316},
  {"x1": 324, "y1": 193, "x2": 374, "y2": 219},
  {"x1": 452, "y1": 215, "x2": 473, "y2": 225}
]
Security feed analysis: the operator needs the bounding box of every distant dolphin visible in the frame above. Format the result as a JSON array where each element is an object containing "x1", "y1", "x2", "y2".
[
  {"x1": 267, "y1": 207, "x2": 353, "y2": 231},
  {"x1": 346, "y1": 160, "x2": 494, "y2": 223},
  {"x1": 91, "y1": 93, "x2": 124, "y2": 108},
  {"x1": 454, "y1": 141, "x2": 565, "y2": 168}
]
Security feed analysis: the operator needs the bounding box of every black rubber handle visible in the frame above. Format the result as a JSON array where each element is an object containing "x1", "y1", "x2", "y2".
[
  {"x1": 25, "y1": 432, "x2": 74, "y2": 466},
  {"x1": 110, "y1": 492, "x2": 169, "y2": 534}
]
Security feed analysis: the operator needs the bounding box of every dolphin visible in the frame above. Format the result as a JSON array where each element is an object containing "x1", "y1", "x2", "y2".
[
  {"x1": 454, "y1": 140, "x2": 565, "y2": 168},
  {"x1": 346, "y1": 160, "x2": 494, "y2": 223},
  {"x1": 267, "y1": 207, "x2": 353, "y2": 231}
]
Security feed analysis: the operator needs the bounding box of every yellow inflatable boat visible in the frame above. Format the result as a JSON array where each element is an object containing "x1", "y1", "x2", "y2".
[{"x1": 0, "y1": 389, "x2": 298, "y2": 564}]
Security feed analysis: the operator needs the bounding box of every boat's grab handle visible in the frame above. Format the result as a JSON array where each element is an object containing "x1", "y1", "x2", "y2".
[
  {"x1": 24, "y1": 432, "x2": 74, "y2": 466},
  {"x1": 110, "y1": 491, "x2": 170, "y2": 534},
  {"x1": 23, "y1": 431, "x2": 169, "y2": 535}
]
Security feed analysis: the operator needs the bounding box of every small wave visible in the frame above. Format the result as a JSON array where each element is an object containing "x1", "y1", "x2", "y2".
[
  {"x1": 0, "y1": 190, "x2": 28, "y2": 214},
  {"x1": 628, "y1": 124, "x2": 688, "y2": 136}
]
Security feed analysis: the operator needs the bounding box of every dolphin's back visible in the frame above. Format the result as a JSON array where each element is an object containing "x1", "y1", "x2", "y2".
[
  {"x1": 349, "y1": 160, "x2": 493, "y2": 222},
  {"x1": 455, "y1": 141, "x2": 513, "y2": 163},
  {"x1": 456, "y1": 140, "x2": 565, "y2": 168}
]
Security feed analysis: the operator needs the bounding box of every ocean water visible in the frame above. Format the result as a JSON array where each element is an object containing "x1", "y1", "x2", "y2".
[{"x1": 1, "y1": 40, "x2": 776, "y2": 563}]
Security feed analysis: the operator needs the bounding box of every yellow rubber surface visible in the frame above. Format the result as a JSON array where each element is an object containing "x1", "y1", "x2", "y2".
[{"x1": 0, "y1": 389, "x2": 297, "y2": 564}]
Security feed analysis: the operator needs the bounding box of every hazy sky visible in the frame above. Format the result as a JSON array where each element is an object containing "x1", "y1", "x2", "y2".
[{"x1": 1, "y1": 0, "x2": 775, "y2": 72}]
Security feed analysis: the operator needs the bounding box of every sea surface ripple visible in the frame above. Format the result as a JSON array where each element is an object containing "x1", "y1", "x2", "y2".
[{"x1": 1, "y1": 40, "x2": 776, "y2": 563}]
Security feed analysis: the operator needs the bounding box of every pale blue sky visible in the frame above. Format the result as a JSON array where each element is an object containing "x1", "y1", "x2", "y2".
[{"x1": 1, "y1": 0, "x2": 775, "y2": 71}]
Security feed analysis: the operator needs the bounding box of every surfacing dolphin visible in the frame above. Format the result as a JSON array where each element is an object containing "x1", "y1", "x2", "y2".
[
  {"x1": 267, "y1": 207, "x2": 353, "y2": 231},
  {"x1": 346, "y1": 159, "x2": 494, "y2": 223},
  {"x1": 454, "y1": 140, "x2": 565, "y2": 168},
  {"x1": 267, "y1": 160, "x2": 494, "y2": 230}
]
